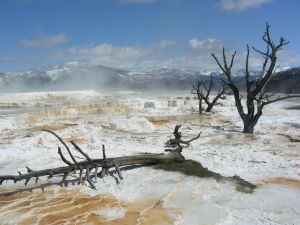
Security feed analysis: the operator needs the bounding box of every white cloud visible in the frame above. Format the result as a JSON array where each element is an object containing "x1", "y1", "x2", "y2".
[
  {"x1": 68, "y1": 43, "x2": 148, "y2": 66},
  {"x1": 165, "y1": 40, "x2": 300, "y2": 72},
  {"x1": 187, "y1": 38, "x2": 223, "y2": 53},
  {"x1": 19, "y1": 33, "x2": 69, "y2": 48},
  {"x1": 217, "y1": 0, "x2": 273, "y2": 12},
  {"x1": 52, "y1": 39, "x2": 255, "y2": 71},
  {"x1": 55, "y1": 37, "x2": 230, "y2": 71},
  {"x1": 277, "y1": 50, "x2": 300, "y2": 64},
  {"x1": 120, "y1": 0, "x2": 158, "y2": 4},
  {"x1": 62, "y1": 40, "x2": 173, "y2": 69},
  {"x1": 46, "y1": 37, "x2": 300, "y2": 72}
]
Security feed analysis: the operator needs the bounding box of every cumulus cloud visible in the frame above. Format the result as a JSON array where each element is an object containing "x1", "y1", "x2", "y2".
[
  {"x1": 64, "y1": 38, "x2": 225, "y2": 71},
  {"x1": 59, "y1": 39, "x2": 174, "y2": 69},
  {"x1": 161, "y1": 40, "x2": 300, "y2": 72},
  {"x1": 217, "y1": 0, "x2": 273, "y2": 12},
  {"x1": 52, "y1": 39, "x2": 251, "y2": 71},
  {"x1": 187, "y1": 38, "x2": 223, "y2": 53},
  {"x1": 67, "y1": 43, "x2": 149, "y2": 67},
  {"x1": 47, "y1": 37, "x2": 300, "y2": 72},
  {"x1": 19, "y1": 33, "x2": 69, "y2": 48},
  {"x1": 267, "y1": 50, "x2": 300, "y2": 69}
]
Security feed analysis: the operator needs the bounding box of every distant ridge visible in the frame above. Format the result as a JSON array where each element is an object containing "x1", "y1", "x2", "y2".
[
  {"x1": 0, "y1": 62, "x2": 299, "y2": 93},
  {"x1": 266, "y1": 67, "x2": 300, "y2": 93}
]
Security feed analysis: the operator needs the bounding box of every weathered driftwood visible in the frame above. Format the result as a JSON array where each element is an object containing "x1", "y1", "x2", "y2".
[
  {"x1": 0, "y1": 125, "x2": 198, "y2": 190},
  {"x1": 0, "y1": 125, "x2": 256, "y2": 193},
  {"x1": 0, "y1": 153, "x2": 183, "y2": 183}
]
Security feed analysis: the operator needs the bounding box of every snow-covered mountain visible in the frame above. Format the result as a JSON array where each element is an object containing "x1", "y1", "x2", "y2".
[
  {"x1": 0, "y1": 62, "x2": 129, "y2": 92},
  {"x1": 0, "y1": 62, "x2": 205, "y2": 92},
  {"x1": 0, "y1": 62, "x2": 299, "y2": 93}
]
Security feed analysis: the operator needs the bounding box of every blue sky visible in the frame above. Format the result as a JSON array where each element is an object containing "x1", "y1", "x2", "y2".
[{"x1": 0, "y1": 0, "x2": 299, "y2": 71}]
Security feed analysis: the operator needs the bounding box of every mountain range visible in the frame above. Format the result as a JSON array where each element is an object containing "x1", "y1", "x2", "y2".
[{"x1": 0, "y1": 61, "x2": 299, "y2": 93}]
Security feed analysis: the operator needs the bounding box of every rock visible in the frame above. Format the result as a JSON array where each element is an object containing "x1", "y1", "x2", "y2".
[
  {"x1": 168, "y1": 100, "x2": 177, "y2": 107},
  {"x1": 144, "y1": 102, "x2": 155, "y2": 108}
]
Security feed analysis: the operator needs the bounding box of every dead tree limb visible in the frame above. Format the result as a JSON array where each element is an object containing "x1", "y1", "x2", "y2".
[
  {"x1": 69, "y1": 141, "x2": 91, "y2": 161},
  {"x1": 42, "y1": 129, "x2": 78, "y2": 165},
  {"x1": 0, "y1": 152, "x2": 184, "y2": 185},
  {"x1": 102, "y1": 144, "x2": 106, "y2": 160},
  {"x1": 165, "y1": 124, "x2": 201, "y2": 153},
  {"x1": 192, "y1": 73, "x2": 227, "y2": 113},
  {"x1": 57, "y1": 146, "x2": 72, "y2": 166}
]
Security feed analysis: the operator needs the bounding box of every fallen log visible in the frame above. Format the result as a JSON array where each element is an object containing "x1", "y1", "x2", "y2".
[
  {"x1": 0, "y1": 125, "x2": 195, "y2": 189},
  {"x1": 0, "y1": 152, "x2": 184, "y2": 185},
  {"x1": 0, "y1": 125, "x2": 256, "y2": 193}
]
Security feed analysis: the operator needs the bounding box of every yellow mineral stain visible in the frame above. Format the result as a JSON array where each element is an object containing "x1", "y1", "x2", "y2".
[
  {"x1": 0, "y1": 188, "x2": 176, "y2": 225},
  {"x1": 263, "y1": 177, "x2": 300, "y2": 190},
  {"x1": 138, "y1": 206, "x2": 174, "y2": 225},
  {"x1": 149, "y1": 119, "x2": 169, "y2": 126},
  {"x1": 65, "y1": 136, "x2": 88, "y2": 144}
]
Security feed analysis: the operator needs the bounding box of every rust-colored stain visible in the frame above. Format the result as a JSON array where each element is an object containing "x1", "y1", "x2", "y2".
[
  {"x1": 65, "y1": 136, "x2": 88, "y2": 144},
  {"x1": 150, "y1": 120, "x2": 169, "y2": 126},
  {"x1": 262, "y1": 177, "x2": 300, "y2": 190},
  {"x1": 0, "y1": 188, "x2": 175, "y2": 225}
]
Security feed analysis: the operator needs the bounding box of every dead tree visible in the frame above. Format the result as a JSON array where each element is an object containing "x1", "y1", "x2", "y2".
[
  {"x1": 0, "y1": 127, "x2": 201, "y2": 190},
  {"x1": 211, "y1": 23, "x2": 300, "y2": 133},
  {"x1": 191, "y1": 81, "x2": 204, "y2": 114},
  {"x1": 191, "y1": 73, "x2": 227, "y2": 113}
]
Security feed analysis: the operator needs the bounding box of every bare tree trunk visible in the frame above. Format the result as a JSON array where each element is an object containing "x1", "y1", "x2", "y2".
[
  {"x1": 199, "y1": 98, "x2": 203, "y2": 114},
  {"x1": 205, "y1": 103, "x2": 213, "y2": 112},
  {"x1": 242, "y1": 119, "x2": 255, "y2": 134}
]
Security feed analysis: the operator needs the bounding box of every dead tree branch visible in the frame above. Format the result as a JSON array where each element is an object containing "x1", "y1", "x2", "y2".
[{"x1": 191, "y1": 73, "x2": 227, "y2": 113}]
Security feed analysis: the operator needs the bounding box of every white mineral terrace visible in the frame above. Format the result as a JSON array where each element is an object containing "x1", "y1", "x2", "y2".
[{"x1": 0, "y1": 90, "x2": 299, "y2": 225}]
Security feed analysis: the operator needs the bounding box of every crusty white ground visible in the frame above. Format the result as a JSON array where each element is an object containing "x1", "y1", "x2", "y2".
[{"x1": 0, "y1": 90, "x2": 299, "y2": 225}]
